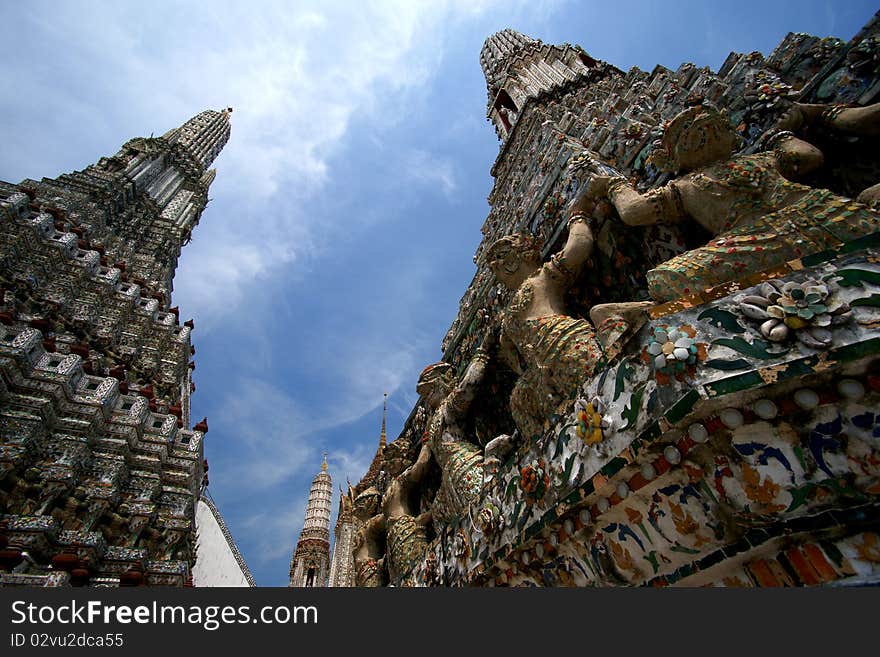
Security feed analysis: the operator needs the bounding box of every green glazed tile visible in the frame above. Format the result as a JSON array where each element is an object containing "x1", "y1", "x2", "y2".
[
  {"x1": 705, "y1": 371, "x2": 763, "y2": 397},
  {"x1": 663, "y1": 389, "x2": 701, "y2": 425}
]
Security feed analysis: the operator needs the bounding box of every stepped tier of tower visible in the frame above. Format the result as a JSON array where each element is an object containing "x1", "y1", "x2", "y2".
[{"x1": 0, "y1": 109, "x2": 231, "y2": 586}]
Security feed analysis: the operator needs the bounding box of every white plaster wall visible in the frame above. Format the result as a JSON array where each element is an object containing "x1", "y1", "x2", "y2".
[{"x1": 193, "y1": 499, "x2": 253, "y2": 587}]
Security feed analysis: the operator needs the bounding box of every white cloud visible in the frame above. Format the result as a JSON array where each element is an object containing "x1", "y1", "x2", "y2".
[
  {"x1": 239, "y1": 505, "x2": 306, "y2": 565},
  {"x1": 173, "y1": 239, "x2": 269, "y2": 326},
  {"x1": 209, "y1": 379, "x2": 384, "y2": 571},
  {"x1": 1, "y1": 0, "x2": 510, "y2": 329},
  {"x1": 210, "y1": 352, "x2": 415, "y2": 494},
  {"x1": 103, "y1": 0, "x2": 500, "y2": 329},
  {"x1": 402, "y1": 149, "x2": 459, "y2": 196},
  {"x1": 329, "y1": 443, "x2": 377, "y2": 493},
  {"x1": 293, "y1": 10, "x2": 327, "y2": 30},
  {"x1": 212, "y1": 378, "x2": 318, "y2": 489}
]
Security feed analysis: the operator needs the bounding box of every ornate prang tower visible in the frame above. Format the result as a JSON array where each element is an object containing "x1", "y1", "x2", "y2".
[
  {"x1": 289, "y1": 455, "x2": 332, "y2": 587},
  {"x1": 0, "y1": 109, "x2": 231, "y2": 586},
  {"x1": 327, "y1": 483, "x2": 355, "y2": 587},
  {"x1": 350, "y1": 13, "x2": 880, "y2": 588}
]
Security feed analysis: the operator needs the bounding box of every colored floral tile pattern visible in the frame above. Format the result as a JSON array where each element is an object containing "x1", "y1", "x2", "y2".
[
  {"x1": 641, "y1": 324, "x2": 706, "y2": 384},
  {"x1": 520, "y1": 459, "x2": 550, "y2": 505}
]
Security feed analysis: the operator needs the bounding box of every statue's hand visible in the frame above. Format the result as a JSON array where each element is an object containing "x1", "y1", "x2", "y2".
[
  {"x1": 776, "y1": 102, "x2": 824, "y2": 132},
  {"x1": 478, "y1": 322, "x2": 500, "y2": 351},
  {"x1": 568, "y1": 178, "x2": 604, "y2": 217},
  {"x1": 585, "y1": 175, "x2": 613, "y2": 199}
]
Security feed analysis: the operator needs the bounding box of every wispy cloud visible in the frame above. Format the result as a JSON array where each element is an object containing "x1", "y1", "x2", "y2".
[
  {"x1": 239, "y1": 504, "x2": 307, "y2": 565},
  {"x1": 402, "y1": 149, "x2": 459, "y2": 196},
  {"x1": 210, "y1": 329, "x2": 421, "y2": 493},
  {"x1": 209, "y1": 379, "x2": 384, "y2": 571},
  {"x1": 329, "y1": 444, "x2": 376, "y2": 493},
  {"x1": 1, "y1": 0, "x2": 506, "y2": 333},
  {"x1": 213, "y1": 378, "x2": 318, "y2": 490}
]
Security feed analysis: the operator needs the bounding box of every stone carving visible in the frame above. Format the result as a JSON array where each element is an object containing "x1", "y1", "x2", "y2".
[
  {"x1": 736, "y1": 277, "x2": 851, "y2": 348},
  {"x1": 415, "y1": 351, "x2": 492, "y2": 528},
  {"x1": 381, "y1": 449, "x2": 433, "y2": 584},
  {"x1": 353, "y1": 514, "x2": 386, "y2": 588},
  {"x1": 336, "y1": 19, "x2": 880, "y2": 589},
  {"x1": 487, "y1": 193, "x2": 651, "y2": 441},
  {"x1": 775, "y1": 101, "x2": 880, "y2": 205},
  {"x1": 0, "y1": 109, "x2": 230, "y2": 586},
  {"x1": 641, "y1": 324, "x2": 707, "y2": 383},
  {"x1": 588, "y1": 102, "x2": 880, "y2": 303}
]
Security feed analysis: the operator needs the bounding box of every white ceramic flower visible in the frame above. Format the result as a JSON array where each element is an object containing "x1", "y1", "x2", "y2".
[{"x1": 738, "y1": 278, "x2": 850, "y2": 348}]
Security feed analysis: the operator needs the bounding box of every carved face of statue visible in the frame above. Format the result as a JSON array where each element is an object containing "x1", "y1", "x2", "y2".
[
  {"x1": 488, "y1": 240, "x2": 521, "y2": 275},
  {"x1": 653, "y1": 105, "x2": 740, "y2": 173},
  {"x1": 417, "y1": 362, "x2": 454, "y2": 408},
  {"x1": 487, "y1": 234, "x2": 542, "y2": 287},
  {"x1": 354, "y1": 488, "x2": 380, "y2": 519},
  {"x1": 424, "y1": 379, "x2": 452, "y2": 410},
  {"x1": 673, "y1": 114, "x2": 739, "y2": 171}
]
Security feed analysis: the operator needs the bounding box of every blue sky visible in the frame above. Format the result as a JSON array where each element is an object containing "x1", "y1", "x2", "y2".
[{"x1": 0, "y1": 0, "x2": 876, "y2": 586}]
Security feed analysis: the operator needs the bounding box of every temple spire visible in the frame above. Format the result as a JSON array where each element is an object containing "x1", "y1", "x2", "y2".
[
  {"x1": 379, "y1": 392, "x2": 388, "y2": 448},
  {"x1": 169, "y1": 107, "x2": 233, "y2": 170},
  {"x1": 479, "y1": 28, "x2": 606, "y2": 142},
  {"x1": 289, "y1": 460, "x2": 332, "y2": 587},
  {"x1": 480, "y1": 29, "x2": 539, "y2": 91}
]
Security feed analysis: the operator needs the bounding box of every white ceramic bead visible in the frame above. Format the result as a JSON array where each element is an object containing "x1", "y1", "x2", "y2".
[
  {"x1": 753, "y1": 399, "x2": 778, "y2": 420},
  {"x1": 688, "y1": 423, "x2": 709, "y2": 443},
  {"x1": 720, "y1": 408, "x2": 744, "y2": 429},
  {"x1": 794, "y1": 388, "x2": 819, "y2": 410},
  {"x1": 837, "y1": 379, "x2": 865, "y2": 401}
]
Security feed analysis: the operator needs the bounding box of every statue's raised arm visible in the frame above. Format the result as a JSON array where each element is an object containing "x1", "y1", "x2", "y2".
[
  {"x1": 588, "y1": 103, "x2": 880, "y2": 303},
  {"x1": 487, "y1": 196, "x2": 650, "y2": 442},
  {"x1": 774, "y1": 101, "x2": 880, "y2": 204}
]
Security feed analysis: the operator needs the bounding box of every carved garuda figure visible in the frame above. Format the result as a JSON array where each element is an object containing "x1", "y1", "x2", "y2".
[
  {"x1": 487, "y1": 195, "x2": 650, "y2": 442},
  {"x1": 415, "y1": 351, "x2": 489, "y2": 528},
  {"x1": 353, "y1": 513, "x2": 386, "y2": 587},
  {"x1": 380, "y1": 452, "x2": 432, "y2": 584},
  {"x1": 587, "y1": 102, "x2": 880, "y2": 303},
  {"x1": 351, "y1": 485, "x2": 385, "y2": 587}
]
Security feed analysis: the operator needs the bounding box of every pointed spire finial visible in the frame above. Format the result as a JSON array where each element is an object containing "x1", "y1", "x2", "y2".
[
  {"x1": 379, "y1": 392, "x2": 388, "y2": 448},
  {"x1": 321, "y1": 452, "x2": 328, "y2": 472}
]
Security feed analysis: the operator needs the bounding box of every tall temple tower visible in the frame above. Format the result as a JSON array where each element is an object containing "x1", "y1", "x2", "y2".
[
  {"x1": 327, "y1": 484, "x2": 355, "y2": 587},
  {"x1": 289, "y1": 455, "x2": 332, "y2": 587},
  {"x1": 0, "y1": 109, "x2": 231, "y2": 586},
  {"x1": 328, "y1": 394, "x2": 388, "y2": 587},
  {"x1": 349, "y1": 13, "x2": 880, "y2": 588}
]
